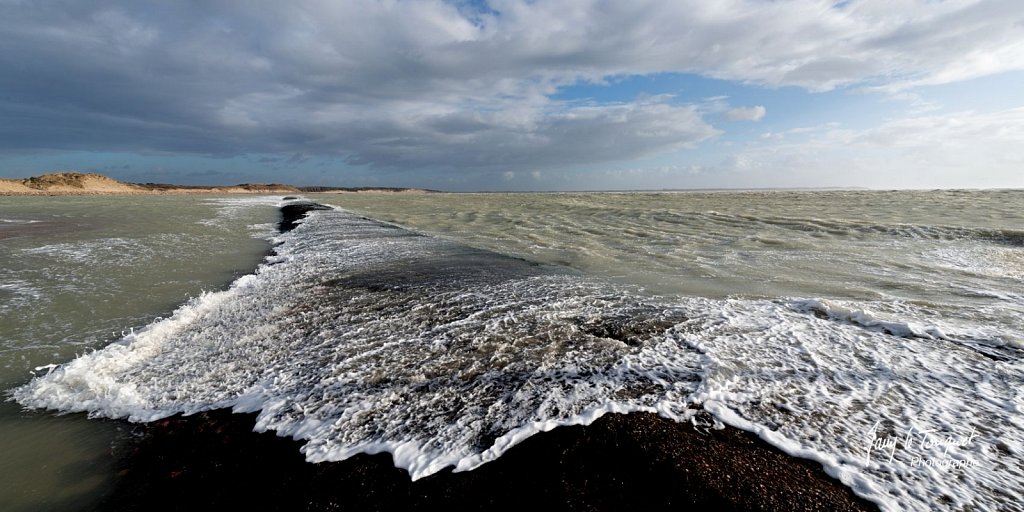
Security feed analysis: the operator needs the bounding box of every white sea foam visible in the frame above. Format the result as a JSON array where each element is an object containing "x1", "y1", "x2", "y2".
[
  {"x1": 21, "y1": 237, "x2": 155, "y2": 266},
  {"x1": 929, "y1": 245, "x2": 1024, "y2": 281},
  {"x1": 0, "y1": 279, "x2": 44, "y2": 312},
  {"x1": 13, "y1": 206, "x2": 1024, "y2": 511},
  {"x1": 196, "y1": 196, "x2": 289, "y2": 235}
]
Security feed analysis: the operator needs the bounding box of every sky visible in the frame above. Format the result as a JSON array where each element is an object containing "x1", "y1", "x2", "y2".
[{"x1": 1, "y1": 0, "x2": 1022, "y2": 191}]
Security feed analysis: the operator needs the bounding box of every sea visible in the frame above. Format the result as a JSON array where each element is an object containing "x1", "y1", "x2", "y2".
[{"x1": 2, "y1": 190, "x2": 1022, "y2": 511}]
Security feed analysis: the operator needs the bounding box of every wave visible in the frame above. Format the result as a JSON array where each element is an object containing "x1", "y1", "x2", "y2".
[
  {"x1": 21, "y1": 237, "x2": 156, "y2": 265},
  {"x1": 683, "y1": 211, "x2": 1024, "y2": 247},
  {"x1": 0, "y1": 279, "x2": 43, "y2": 312},
  {"x1": 11, "y1": 203, "x2": 1024, "y2": 511},
  {"x1": 793, "y1": 298, "x2": 1024, "y2": 362}
]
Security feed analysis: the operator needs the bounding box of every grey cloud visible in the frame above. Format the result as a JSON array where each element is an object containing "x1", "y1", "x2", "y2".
[
  {"x1": 0, "y1": 0, "x2": 1020, "y2": 173},
  {"x1": 342, "y1": 101, "x2": 720, "y2": 170}
]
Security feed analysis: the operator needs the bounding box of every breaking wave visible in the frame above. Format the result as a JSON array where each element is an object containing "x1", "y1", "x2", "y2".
[{"x1": 12, "y1": 203, "x2": 1024, "y2": 511}]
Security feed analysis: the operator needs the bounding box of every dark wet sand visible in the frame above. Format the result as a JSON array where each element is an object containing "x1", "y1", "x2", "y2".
[{"x1": 98, "y1": 409, "x2": 877, "y2": 511}]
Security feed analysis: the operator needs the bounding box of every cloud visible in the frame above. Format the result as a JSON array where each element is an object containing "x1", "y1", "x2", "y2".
[
  {"x1": 338, "y1": 100, "x2": 721, "y2": 170},
  {"x1": 0, "y1": 0, "x2": 1022, "y2": 175},
  {"x1": 523, "y1": 108, "x2": 1024, "y2": 188},
  {"x1": 718, "y1": 107, "x2": 1024, "y2": 188},
  {"x1": 726, "y1": 105, "x2": 766, "y2": 122}
]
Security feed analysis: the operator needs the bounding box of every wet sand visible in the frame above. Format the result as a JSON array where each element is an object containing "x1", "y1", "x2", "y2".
[{"x1": 98, "y1": 409, "x2": 876, "y2": 511}]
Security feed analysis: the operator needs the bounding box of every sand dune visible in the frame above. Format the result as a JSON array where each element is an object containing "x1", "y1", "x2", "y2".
[{"x1": 0, "y1": 172, "x2": 300, "y2": 195}]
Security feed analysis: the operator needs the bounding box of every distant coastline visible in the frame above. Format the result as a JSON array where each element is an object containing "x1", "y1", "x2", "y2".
[
  {"x1": 0, "y1": 172, "x2": 298, "y2": 196},
  {"x1": 0, "y1": 171, "x2": 437, "y2": 196}
]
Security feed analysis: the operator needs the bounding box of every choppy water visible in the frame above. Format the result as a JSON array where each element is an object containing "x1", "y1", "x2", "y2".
[
  {"x1": 7, "y1": 190, "x2": 1024, "y2": 511},
  {"x1": 1, "y1": 195, "x2": 280, "y2": 511}
]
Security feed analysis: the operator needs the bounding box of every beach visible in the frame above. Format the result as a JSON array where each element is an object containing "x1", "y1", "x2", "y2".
[{"x1": 0, "y1": 172, "x2": 300, "y2": 196}]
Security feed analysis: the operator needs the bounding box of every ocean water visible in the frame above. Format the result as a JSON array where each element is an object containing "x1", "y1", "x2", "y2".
[
  {"x1": 1, "y1": 195, "x2": 281, "y2": 511},
  {"x1": 6, "y1": 190, "x2": 1024, "y2": 511}
]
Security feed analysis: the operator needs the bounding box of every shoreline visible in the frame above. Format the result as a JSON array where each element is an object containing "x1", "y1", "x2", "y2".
[
  {"x1": 98, "y1": 409, "x2": 878, "y2": 511},
  {"x1": 0, "y1": 187, "x2": 301, "y2": 196},
  {"x1": 0, "y1": 187, "x2": 431, "y2": 196},
  {"x1": 38, "y1": 201, "x2": 874, "y2": 511},
  {"x1": 104, "y1": 200, "x2": 870, "y2": 511},
  {"x1": 0, "y1": 172, "x2": 436, "y2": 196},
  {"x1": 0, "y1": 172, "x2": 301, "y2": 196},
  {"x1": 0, "y1": 187, "x2": 302, "y2": 196}
]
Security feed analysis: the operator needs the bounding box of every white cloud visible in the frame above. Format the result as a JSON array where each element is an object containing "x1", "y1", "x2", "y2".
[
  {"x1": 726, "y1": 105, "x2": 766, "y2": 121},
  {"x1": 718, "y1": 107, "x2": 1024, "y2": 188}
]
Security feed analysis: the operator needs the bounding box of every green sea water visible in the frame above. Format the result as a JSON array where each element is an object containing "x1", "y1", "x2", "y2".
[
  {"x1": 0, "y1": 195, "x2": 280, "y2": 511},
  {"x1": 313, "y1": 189, "x2": 1024, "y2": 306}
]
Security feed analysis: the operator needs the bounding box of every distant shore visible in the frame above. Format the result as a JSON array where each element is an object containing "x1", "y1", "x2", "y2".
[
  {"x1": 0, "y1": 172, "x2": 300, "y2": 196},
  {"x1": 0, "y1": 171, "x2": 436, "y2": 196}
]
